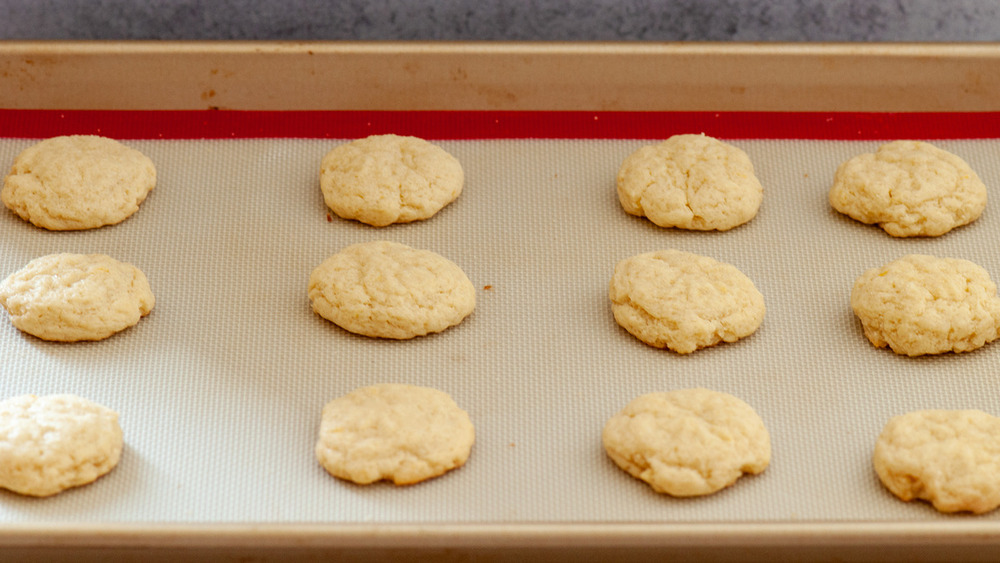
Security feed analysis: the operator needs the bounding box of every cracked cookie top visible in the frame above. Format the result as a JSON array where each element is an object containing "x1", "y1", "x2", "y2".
[
  {"x1": 616, "y1": 134, "x2": 763, "y2": 231},
  {"x1": 609, "y1": 249, "x2": 765, "y2": 354},
  {"x1": 315, "y1": 383, "x2": 474, "y2": 486},
  {"x1": 829, "y1": 140, "x2": 986, "y2": 237},
  {"x1": 874, "y1": 409, "x2": 1000, "y2": 514},
  {"x1": 308, "y1": 241, "x2": 475, "y2": 339},
  {"x1": 2, "y1": 135, "x2": 156, "y2": 231},
  {"x1": 602, "y1": 388, "x2": 771, "y2": 497},
  {"x1": 320, "y1": 134, "x2": 464, "y2": 227}
]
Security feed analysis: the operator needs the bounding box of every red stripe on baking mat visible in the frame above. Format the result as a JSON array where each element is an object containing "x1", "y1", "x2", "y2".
[{"x1": 2, "y1": 110, "x2": 1000, "y2": 140}]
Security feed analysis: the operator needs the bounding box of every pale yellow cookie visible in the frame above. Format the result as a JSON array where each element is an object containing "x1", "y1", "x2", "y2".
[
  {"x1": 0, "y1": 394, "x2": 123, "y2": 497},
  {"x1": 308, "y1": 241, "x2": 475, "y2": 339},
  {"x1": 320, "y1": 134, "x2": 464, "y2": 226},
  {"x1": 609, "y1": 249, "x2": 765, "y2": 353},
  {"x1": 874, "y1": 409, "x2": 1000, "y2": 514},
  {"x1": 829, "y1": 140, "x2": 986, "y2": 237},
  {"x1": 0, "y1": 253, "x2": 155, "y2": 341},
  {"x1": 2, "y1": 135, "x2": 156, "y2": 230},
  {"x1": 602, "y1": 388, "x2": 770, "y2": 497},
  {"x1": 850, "y1": 254, "x2": 1000, "y2": 356},
  {"x1": 315, "y1": 384, "x2": 475, "y2": 485},
  {"x1": 616, "y1": 134, "x2": 763, "y2": 231}
]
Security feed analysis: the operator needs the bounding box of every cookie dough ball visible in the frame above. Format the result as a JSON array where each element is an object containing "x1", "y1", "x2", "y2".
[
  {"x1": 320, "y1": 134, "x2": 464, "y2": 227},
  {"x1": 874, "y1": 409, "x2": 1000, "y2": 514},
  {"x1": 609, "y1": 249, "x2": 765, "y2": 353},
  {"x1": 616, "y1": 134, "x2": 763, "y2": 231},
  {"x1": 308, "y1": 241, "x2": 475, "y2": 339},
  {"x1": 0, "y1": 394, "x2": 123, "y2": 497},
  {"x1": 603, "y1": 388, "x2": 770, "y2": 497},
  {"x1": 2, "y1": 135, "x2": 156, "y2": 230},
  {"x1": 829, "y1": 140, "x2": 986, "y2": 237},
  {"x1": 850, "y1": 254, "x2": 1000, "y2": 356},
  {"x1": 0, "y1": 253, "x2": 155, "y2": 342},
  {"x1": 315, "y1": 384, "x2": 475, "y2": 485}
]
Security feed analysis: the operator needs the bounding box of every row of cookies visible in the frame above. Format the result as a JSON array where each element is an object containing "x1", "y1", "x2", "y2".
[
  {"x1": 603, "y1": 388, "x2": 1000, "y2": 515},
  {"x1": 0, "y1": 133, "x2": 988, "y2": 239},
  {"x1": 4, "y1": 385, "x2": 997, "y2": 517},
  {"x1": 0, "y1": 133, "x2": 464, "y2": 231},
  {"x1": 4, "y1": 242, "x2": 997, "y2": 360}
]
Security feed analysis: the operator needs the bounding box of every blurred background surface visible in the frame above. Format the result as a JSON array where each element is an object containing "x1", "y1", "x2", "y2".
[{"x1": 1, "y1": 0, "x2": 998, "y2": 41}]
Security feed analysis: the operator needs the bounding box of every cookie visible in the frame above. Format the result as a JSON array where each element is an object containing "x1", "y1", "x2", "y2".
[
  {"x1": 308, "y1": 241, "x2": 475, "y2": 339},
  {"x1": 602, "y1": 388, "x2": 770, "y2": 497},
  {"x1": 874, "y1": 409, "x2": 1000, "y2": 514},
  {"x1": 315, "y1": 384, "x2": 475, "y2": 485},
  {"x1": 2, "y1": 135, "x2": 156, "y2": 230},
  {"x1": 616, "y1": 134, "x2": 763, "y2": 231},
  {"x1": 319, "y1": 134, "x2": 464, "y2": 226},
  {"x1": 609, "y1": 249, "x2": 765, "y2": 353},
  {"x1": 829, "y1": 140, "x2": 986, "y2": 237},
  {"x1": 850, "y1": 254, "x2": 1000, "y2": 356},
  {"x1": 0, "y1": 394, "x2": 123, "y2": 497},
  {"x1": 0, "y1": 253, "x2": 155, "y2": 341}
]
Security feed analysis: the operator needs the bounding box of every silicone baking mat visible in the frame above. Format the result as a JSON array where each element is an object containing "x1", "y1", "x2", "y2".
[{"x1": 0, "y1": 111, "x2": 998, "y2": 525}]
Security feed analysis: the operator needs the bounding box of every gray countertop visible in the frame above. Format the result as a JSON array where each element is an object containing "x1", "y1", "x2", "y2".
[{"x1": 1, "y1": 0, "x2": 998, "y2": 41}]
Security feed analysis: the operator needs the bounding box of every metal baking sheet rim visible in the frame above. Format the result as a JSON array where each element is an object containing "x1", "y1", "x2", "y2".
[
  {"x1": 0, "y1": 521, "x2": 998, "y2": 549},
  {"x1": 3, "y1": 41, "x2": 1000, "y2": 112}
]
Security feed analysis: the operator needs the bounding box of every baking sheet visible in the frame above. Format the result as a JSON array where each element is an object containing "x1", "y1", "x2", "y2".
[{"x1": 0, "y1": 134, "x2": 998, "y2": 525}]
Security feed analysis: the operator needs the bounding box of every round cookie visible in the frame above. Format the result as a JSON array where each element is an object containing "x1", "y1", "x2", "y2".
[
  {"x1": 0, "y1": 394, "x2": 123, "y2": 497},
  {"x1": 616, "y1": 134, "x2": 763, "y2": 231},
  {"x1": 874, "y1": 409, "x2": 1000, "y2": 514},
  {"x1": 850, "y1": 254, "x2": 1000, "y2": 356},
  {"x1": 602, "y1": 388, "x2": 771, "y2": 497},
  {"x1": 609, "y1": 249, "x2": 765, "y2": 353},
  {"x1": 315, "y1": 384, "x2": 475, "y2": 485},
  {"x1": 0, "y1": 253, "x2": 155, "y2": 342},
  {"x1": 319, "y1": 134, "x2": 464, "y2": 227},
  {"x1": 308, "y1": 241, "x2": 475, "y2": 339},
  {"x1": 829, "y1": 140, "x2": 986, "y2": 237},
  {"x1": 2, "y1": 135, "x2": 156, "y2": 230}
]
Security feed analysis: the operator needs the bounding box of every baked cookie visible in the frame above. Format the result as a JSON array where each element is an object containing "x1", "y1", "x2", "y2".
[
  {"x1": 616, "y1": 134, "x2": 763, "y2": 231},
  {"x1": 2, "y1": 135, "x2": 156, "y2": 230},
  {"x1": 0, "y1": 394, "x2": 123, "y2": 497},
  {"x1": 829, "y1": 140, "x2": 986, "y2": 237},
  {"x1": 308, "y1": 241, "x2": 475, "y2": 339},
  {"x1": 609, "y1": 249, "x2": 765, "y2": 353},
  {"x1": 320, "y1": 134, "x2": 464, "y2": 226},
  {"x1": 602, "y1": 388, "x2": 770, "y2": 497},
  {"x1": 874, "y1": 409, "x2": 1000, "y2": 514},
  {"x1": 315, "y1": 384, "x2": 475, "y2": 485},
  {"x1": 0, "y1": 253, "x2": 155, "y2": 341},
  {"x1": 850, "y1": 254, "x2": 1000, "y2": 356}
]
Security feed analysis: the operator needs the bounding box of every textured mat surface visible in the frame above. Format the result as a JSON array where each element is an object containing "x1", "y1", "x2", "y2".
[{"x1": 0, "y1": 133, "x2": 998, "y2": 523}]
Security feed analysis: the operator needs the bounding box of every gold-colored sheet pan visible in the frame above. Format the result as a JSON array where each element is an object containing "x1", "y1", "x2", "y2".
[{"x1": 2, "y1": 42, "x2": 1000, "y2": 562}]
